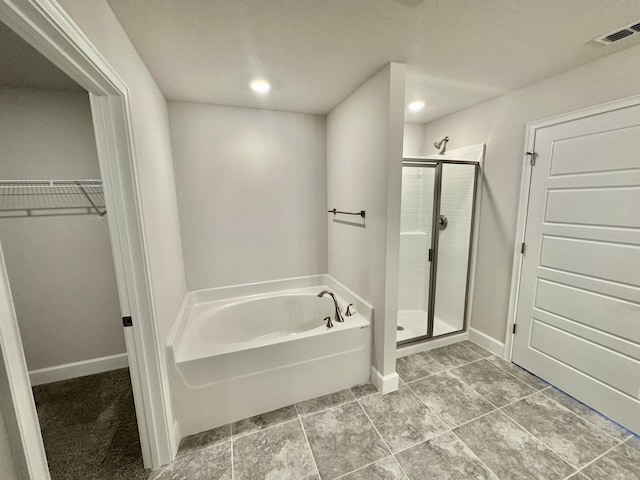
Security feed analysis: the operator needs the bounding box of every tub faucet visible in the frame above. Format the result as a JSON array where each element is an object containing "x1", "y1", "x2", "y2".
[{"x1": 317, "y1": 290, "x2": 344, "y2": 323}]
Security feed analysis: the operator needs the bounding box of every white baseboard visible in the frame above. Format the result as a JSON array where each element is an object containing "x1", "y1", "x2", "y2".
[
  {"x1": 371, "y1": 366, "x2": 399, "y2": 394},
  {"x1": 468, "y1": 328, "x2": 506, "y2": 358},
  {"x1": 29, "y1": 353, "x2": 129, "y2": 386},
  {"x1": 171, "y1": 420, "x2": 181, "y2": 457},
  {"x1": 396, "y1": 331, "x2": 469, "y2": 358}
]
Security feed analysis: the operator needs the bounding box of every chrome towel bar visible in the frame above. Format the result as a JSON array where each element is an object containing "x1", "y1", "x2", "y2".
[{"x1": 328, "y1": 208, "x2": 365, "y2": 218}]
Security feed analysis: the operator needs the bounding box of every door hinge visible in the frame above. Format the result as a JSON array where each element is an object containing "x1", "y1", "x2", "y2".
[
  {"x1": 122, "y1": 316, "x2": 133, "y2": 327},
  {"x1": 520, "y1": 242, "x2": 526, "y2": 254},
  {"x1": 526, "y1": 151, "x2": 537, "y2": 166},
  {"x1": 512, "y1": 324, "x2": 517, "y2": 334},
  {"x1": 428, "y1": 248, "x2": 433, "y2": 262}
]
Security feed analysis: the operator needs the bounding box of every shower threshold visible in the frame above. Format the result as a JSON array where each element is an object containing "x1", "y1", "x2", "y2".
[{"x1": 396, "y1": 310, "x2": 459, "y2": 342}]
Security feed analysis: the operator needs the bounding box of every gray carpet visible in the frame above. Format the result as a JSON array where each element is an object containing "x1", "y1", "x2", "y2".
[{"x1": 32, "y1": 368, "x2": 149, "y2": 480}]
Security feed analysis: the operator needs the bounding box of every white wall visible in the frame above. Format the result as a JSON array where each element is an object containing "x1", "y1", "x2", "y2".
[
  {"x1": 0, "y1": 86, "x2": 124, "y2": 371},
  {"x1": 55, "y1": 2, "x2": 189, "y2": 462},
  {"x1": 422, "y1": 43, "x2": 640, "y2": 343},
  {"x1": 403, "y1": 123, "x2": 424, "y2": 157},
  {"x1": 57, "y1": 0, "x2": 188, "y2": 348},
  {"x1": 327, "y1": 62, "x2": 405, "y2": 379},
  {"x1": 168, "y1": 102, "x2": 327, "y2": 290}
]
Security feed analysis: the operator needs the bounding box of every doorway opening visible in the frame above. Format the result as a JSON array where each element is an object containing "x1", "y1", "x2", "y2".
[
  {"x1": 396, "y1": 159, "x2": 479, "y2": 346},
  {"x1": 0, "y1": 20, "x2": 147, "y2": 479}
]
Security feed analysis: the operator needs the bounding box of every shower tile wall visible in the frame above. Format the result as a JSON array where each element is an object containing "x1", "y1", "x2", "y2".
[
  {"x1": 398, "y1": 167, "x2": 434, "y2": 312},
  {"x1": 434, "y1": 165, "x2": 475, "y2": 331}
]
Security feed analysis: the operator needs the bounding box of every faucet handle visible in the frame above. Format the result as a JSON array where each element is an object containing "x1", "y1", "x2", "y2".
[
  {"x1": 345, "y1": 303, "x2": 355, "y2": 316},
  {"x1": 324, "y1": 316, "x2": 333, "y2": 328}
]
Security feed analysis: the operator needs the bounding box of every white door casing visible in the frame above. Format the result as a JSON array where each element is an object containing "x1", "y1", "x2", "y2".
[
  {"x1": 0, "y1": 0, "x2": 177, "y2": 474},
  {"x1": 510, "y1": 96, "x2": 640, "y2": 434}
]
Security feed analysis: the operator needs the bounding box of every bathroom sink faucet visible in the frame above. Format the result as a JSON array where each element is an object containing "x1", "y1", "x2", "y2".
[{"x1": 317, "y1": 290, "x2": 344, "y2": 323}]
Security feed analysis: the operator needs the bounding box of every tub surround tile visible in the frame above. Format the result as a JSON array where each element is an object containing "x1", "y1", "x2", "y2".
[
  {"x1": 395, "y1": 431, "x2": 498, "y2": 480},
  {"x1": 351, "y1": 382, "x2": 378, "y2": 399},
  {"x1": 295, "y1": 388, "x2": 355, "y2": 416},
  {"x1": 340, "y1": 456, "x2": 408, "y2": 480},
  {"x1": 427, "y1": 343, "x2": 483, "y2": 369},
  {"x1": 581, "y1": 440, "x2": 640, "y2": 480},
  {"x1": 233, "y1": 420, "x2": 317, "y2": 480},
  {"x1": 409, "y1": 371, "x2": 495, "y2": 427},
  {"x1": 542, "y1": 387, "x2": 632, "y2": 441},
  {"x1": 487, "y1": 355, "x2": 548, "y2": 391},
  {"x1": 177, "y1": 424, "x2": 231, "y2": 458},
  {"x1": 502, "y1": 392, "x2": 618, "y2": 468},
  {"x1": 231, "y1": 405, "x2": 297, "y2": 439},
  {"x1": 359, "y1": 386, "x2": 447, "y2": 452},
  {"x1": 395, "y1": 352, "x2": 445, "y2": 383},
  {"x1": 461, "y1": 340, "x2": 493, "y2": 357},
  {"x1": 150, "y1": 442, "x2": 231, "y2": 480},
  {"x1": 454, "y1": 411, "x2": 575, "y2": 479},
  {"x1": 301, "y1": 401, "x2": 389, "y2": 479},
  {"x1": 451, "y1": 359, "x2": 536, "y2": 407},
  {"x1": 567, "y1": 473, "x2": 589, "y2": 480}
]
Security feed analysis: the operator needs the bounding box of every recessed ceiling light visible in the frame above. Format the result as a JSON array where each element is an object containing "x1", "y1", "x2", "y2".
[
  {"x1": 407, "y1": 100, "x2": 425, "y2": 112},
  {"x1": 250, "y1": 79, "x2": 271, "y2": 94}
]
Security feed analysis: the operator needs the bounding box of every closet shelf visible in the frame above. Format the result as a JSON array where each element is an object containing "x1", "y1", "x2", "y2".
[{"x1": 0, "y1": 179, "x2": 106, "y2": 218}]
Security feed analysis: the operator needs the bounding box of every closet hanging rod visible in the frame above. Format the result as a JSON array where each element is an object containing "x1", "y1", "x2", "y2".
[{"x1": 328, "y1": 208, "x2": 366, "y2": 218}]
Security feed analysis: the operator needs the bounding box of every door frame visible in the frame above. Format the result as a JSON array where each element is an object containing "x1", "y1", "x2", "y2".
[
  {"x1": 0, "y1": 0, "x2": 175, "y2": 475},
  {"x1": 505, "y1": 93, "x2": 640, "y2": 361}
]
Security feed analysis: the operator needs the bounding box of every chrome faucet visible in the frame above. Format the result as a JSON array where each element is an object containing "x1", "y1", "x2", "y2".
[{"x1": 317, "y1": 290, "x2": 344, "y2": 323}]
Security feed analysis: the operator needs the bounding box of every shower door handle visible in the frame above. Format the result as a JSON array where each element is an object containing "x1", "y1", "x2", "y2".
[
  {"x1": 428, "y1": 248, "x2": 433, "y2": 262},
  {"x1": 438, "y1": 214, "x2": 448, "y2": 230}
]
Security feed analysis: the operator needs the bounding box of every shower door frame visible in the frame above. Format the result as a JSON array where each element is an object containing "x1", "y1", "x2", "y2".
[{"x1": 397, "y1": 158, "x2": 480, "y2": 348}]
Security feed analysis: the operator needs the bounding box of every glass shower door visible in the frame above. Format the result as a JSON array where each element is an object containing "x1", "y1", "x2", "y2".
[
  {"x1": 397, "y1": 159, "x2": 479, "y2": 346},
  {"x1": 432, "y1": 163, "x2": 477, "y2": 336},
  {"x1": 396, "y1": 164, "x2": 435, "y2": 343}
]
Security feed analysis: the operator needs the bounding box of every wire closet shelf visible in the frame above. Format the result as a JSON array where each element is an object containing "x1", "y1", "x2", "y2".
[{"x1": 0, "y1": 180, "x2": 106, "y2": 218}]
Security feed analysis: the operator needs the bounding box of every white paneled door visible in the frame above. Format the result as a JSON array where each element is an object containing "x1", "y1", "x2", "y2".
[{"x1": 512, "y1": 100, "x2": 640, "y2": 434}]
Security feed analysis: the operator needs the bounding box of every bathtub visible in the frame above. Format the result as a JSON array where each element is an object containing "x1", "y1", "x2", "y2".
[{"x1": 167, "y1": 275, "x2": 372, "y2": 438}]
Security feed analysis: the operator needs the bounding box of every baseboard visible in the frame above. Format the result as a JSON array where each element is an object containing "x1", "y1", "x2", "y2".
[
  {"x1": 469, "y1": 328, "x2": 506, "y2": 358},
  {"x1": 29, "y1": 353, "x2": 129, "y2": 386},
  {"x1": 396, "y1": 331, "x2": 469, "y2": 358},
  {"x1": 171, "y1": 420, "x2": 181, "y2": 458},
  {"x1": 371, "y1": 366, "x2": 399, "y2": 394}
]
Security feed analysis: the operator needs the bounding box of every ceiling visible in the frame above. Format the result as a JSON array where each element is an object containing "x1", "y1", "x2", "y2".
[
  {"x1": 106, "y1": 0, "x2": 640, "y2": 123},
  {"x1": 0, "y1": 21, "x2": 83, "y2": 92}
]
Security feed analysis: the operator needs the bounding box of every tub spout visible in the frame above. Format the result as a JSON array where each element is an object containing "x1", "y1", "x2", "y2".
[{"x1": 317, "y1": 290, "x2": 345, "y2": 323}]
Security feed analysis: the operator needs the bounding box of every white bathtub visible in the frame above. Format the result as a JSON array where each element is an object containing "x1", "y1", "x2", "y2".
[{"x1": 167, "y1": 276, "x2": 372, "y2": 438}]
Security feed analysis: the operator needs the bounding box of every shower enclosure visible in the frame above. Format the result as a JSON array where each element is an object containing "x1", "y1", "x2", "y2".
[{"x1": 397, "y1": 159, "x2": 479, "y2": 346}]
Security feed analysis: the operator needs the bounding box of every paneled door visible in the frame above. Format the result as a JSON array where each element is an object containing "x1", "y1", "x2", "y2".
[{"x1": 512, "y1": 100, "x2": 640, "y2": 434}]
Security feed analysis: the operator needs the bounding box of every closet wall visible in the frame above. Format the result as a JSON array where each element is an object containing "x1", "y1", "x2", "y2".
[{"x1": 0, "y1": 86, "x2": 124, "y2": 373}]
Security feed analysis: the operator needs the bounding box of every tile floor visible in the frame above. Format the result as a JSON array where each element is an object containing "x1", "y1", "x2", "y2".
[{"x1": 150, "y1": 341, "x2": 640, "y2": 480}]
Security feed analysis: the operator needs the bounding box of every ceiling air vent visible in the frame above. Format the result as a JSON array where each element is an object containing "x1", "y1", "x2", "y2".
[{"x1": 593, "y1": 19, "x2": 640, "y2": 45}]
